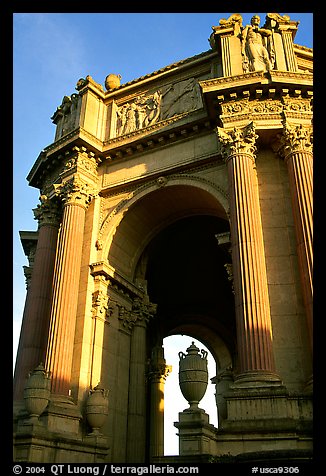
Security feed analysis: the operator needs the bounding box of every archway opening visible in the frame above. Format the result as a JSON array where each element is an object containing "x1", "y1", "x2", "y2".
[
  {"x1": 144, "y1": 215, "x2": 236, "y2": 348},
  {"x1": 163, "y1": 334, "x2": 217, "y2": 456},
  {"x1": 141, "y1": 214, "x2": 236, "y2": 457}
]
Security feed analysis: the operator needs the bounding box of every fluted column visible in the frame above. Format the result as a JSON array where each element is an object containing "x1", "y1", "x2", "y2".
[
  {"x1": 217, "y1": 122, "x2": 280, "y2": 385},
  {"x1": 126, "y1": 298, "x2": 157, "y2": 463},
  {"x1": 148, "y1": 345, "x2": 172, "y2": 460},
  {"x1": 45, "y1": 176, "x2": 95, "y2": 396},
  {"x1": 278, "y1": 123, "x2": 313, "y2": 352},
  {"x1": 13, "y1": 196, "x2": 61, "y2": 400}
]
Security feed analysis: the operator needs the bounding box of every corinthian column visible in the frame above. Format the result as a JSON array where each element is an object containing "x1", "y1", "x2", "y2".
[
  {"x1": 278, "y1": 122, "x2": 313, "y2": 352},
  {"x1": 148, "y1": 345, "x2": 172, "y2": 460},
  {"x1": 45, "y1": 176, "x2": 95, "y2": 396},
  {"x1": 126, "y1": 298, "x2": 157, "y2": 463},
  {"x1": 14, "y1": 196, "x2": 61, "y2": 400},
  {"x1": 217, "y1": 122, "x2": 280, "y2": 385}
]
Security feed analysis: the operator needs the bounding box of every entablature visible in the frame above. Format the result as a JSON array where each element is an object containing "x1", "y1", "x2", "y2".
[
  {"x1": 90, "y1": 260, "x2": 144, "y2": 302},
  {"x1": 200, "y1": 70, "x2": 313, "y2": 128}
]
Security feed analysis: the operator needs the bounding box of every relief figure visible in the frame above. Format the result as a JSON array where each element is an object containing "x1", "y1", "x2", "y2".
[
  {"x1": 116, "y1": 91, "x2": 162, "y2": 136},
  {"x1": 160, "y1": 78, "x2": 201, "y2": 119}
]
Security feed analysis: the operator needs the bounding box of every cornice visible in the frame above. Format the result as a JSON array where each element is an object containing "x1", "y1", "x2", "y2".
[
  {"x1": 200, "y1": 70, "x2": 313, "y2": 95},
  {"x1": 103, "y1": 50, "x2": 216, "y2": 97},
  {"x1": 90, "y1": 261, "x2": 144, "y2": 301}
]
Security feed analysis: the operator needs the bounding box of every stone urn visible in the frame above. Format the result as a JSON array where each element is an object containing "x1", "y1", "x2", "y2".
[
  {"x1": 105, "y1": 74, "x2": 122, "y2": 90},
  {"x1": 178, "y1": 342, "x2": 208, "y2": 410},
  {"x1": 23, "y1": 363, "x2": 51, "y2": 421},
  {"x1": 86, "y1": 382, "x2": 109, "y2": 435}
]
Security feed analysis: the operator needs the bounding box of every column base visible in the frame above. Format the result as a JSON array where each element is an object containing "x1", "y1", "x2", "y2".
[
  {"x1": 232, "y1": 370, "x2": 283, "y2": 389},
  {"x1": 40, "y1": 393, "x2": 82, "y2": 435}
]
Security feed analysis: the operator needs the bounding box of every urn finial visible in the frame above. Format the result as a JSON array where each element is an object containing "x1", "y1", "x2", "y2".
[{"x1": 178, "y1": 342, "x2": 208, "y2": 411}]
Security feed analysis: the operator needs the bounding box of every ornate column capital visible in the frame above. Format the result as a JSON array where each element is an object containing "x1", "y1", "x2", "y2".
[
  {"x1": 131, "y1": 297, "x2": 157, "y2": 327},
  {"x1": 92, "y1": 289, "x2": 113, "y2": 325},
  {"x1": 276, "y1": 122, "x2": 313, "y2": 160},
  {"x1": 148, "y1": 346, "x2": 172, "y2": 383},
  {"x1": 33, "y1": 195, "x2": 62, "y2": 228},
  {"x1": 53, "y1": 174, "x2": 97, "y2": 209},
  {"x1": 216, "y1": 121, "x2": 259, "y2": 162},
  {"x1": 118, "y1": 305, "x2": 135, "y2": 332}
]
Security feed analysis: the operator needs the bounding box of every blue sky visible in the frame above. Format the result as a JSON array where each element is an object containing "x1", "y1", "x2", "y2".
[{"x1": 13, "y1": 12, "x2": 313, "y2": 456}]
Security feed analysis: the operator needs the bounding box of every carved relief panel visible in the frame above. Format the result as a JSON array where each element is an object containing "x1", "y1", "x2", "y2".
[{"x1": 113, "y1": 77, "x2": 203, "y2": 139}]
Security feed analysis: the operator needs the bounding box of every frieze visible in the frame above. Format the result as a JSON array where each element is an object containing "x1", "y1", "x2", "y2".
[
  {"x1": 219, "y1": 96, "x2": 311, "y2": 126},
  {"x1": 112, "y1": 77, "x2": 203, "y2": 140},
  {"x1": 105, "y1": 111, "x2": 190, "y2": 148}
]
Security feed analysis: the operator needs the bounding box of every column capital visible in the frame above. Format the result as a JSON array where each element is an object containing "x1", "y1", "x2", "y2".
[
  {"x1": 131, "y1": 297, "x2": 157, "y2": 327},
  {"x1": 53, "y1": 174, "x2": 97, "y2": 209},
  {"x1": 216, "y1": 121, "x2": 259, "y2": 162},
  {"x1": 92, "y1": 290, "x2": 113, "y2": 325},
  {"x1": 33, "y1": 195, "x2": 62, "y2": 228},
  {"x1": 148, "y1": 345, "x2": 172, "y2": 383},
  {"x1": 276, "y1": 122, "x2": 313, "y2": 160}
]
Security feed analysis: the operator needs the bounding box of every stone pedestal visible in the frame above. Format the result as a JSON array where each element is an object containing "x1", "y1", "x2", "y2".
[{"x1": 174, "y1": 409, "x2": 216, "y2": 456}]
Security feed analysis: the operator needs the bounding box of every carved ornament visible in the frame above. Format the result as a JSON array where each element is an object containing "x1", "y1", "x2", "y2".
[
  {"x1": 53, "y1": 175, "x2": 97, "y2": 208},
  {"x1": 61, "y1": 146, "x2": 100, "y2": 178},
  {"x1": 277, "y1": 122, "x2": 313, "y2": 159},
  {"x1": 114, "y1": 77, "x2": 202, "y2": 138},
  {"x1": 33, "y1": 195, "x2": 62, "y2": 228},
  {"x1": 91, "y1": 289, "x2": 113, "y2": 324},
  {"x1": 219, "y1": 94, "x2": 312, "y2": 127},
  {"x1": 131, "y1": 297, "x2": 157, "y2": 326},
  {"x1": 216, "y1": 122, "x2": 258, "y2": 161}
]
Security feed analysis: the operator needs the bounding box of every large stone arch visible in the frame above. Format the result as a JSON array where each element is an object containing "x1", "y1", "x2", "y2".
[
  {"x1": 102, "y1": 175, "x2": 235, "y2": 373},
  {"x1": 102, "y1": 174, "x2": 229, "y2": 281}
]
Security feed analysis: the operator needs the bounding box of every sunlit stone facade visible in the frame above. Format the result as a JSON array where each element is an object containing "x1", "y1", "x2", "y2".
[{"x1": 13, "y1": 13, "x2": 313, "y2": 464}]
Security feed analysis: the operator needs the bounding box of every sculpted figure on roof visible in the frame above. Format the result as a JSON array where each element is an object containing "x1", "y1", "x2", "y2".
[{"x1": 241, "y1": 15, "x2": 275, "y2": 72}]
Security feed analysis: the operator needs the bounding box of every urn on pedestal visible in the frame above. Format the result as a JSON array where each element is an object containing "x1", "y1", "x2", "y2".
[
  {"x1": 178, "y1": 342, "x2": 208, "y2": 410},
  {"x1": 86, "y1": 382, "x2": 109, "y2": 435},
  {"x1": 23, "y1": 363, "x2": 51, "y2": 422}
]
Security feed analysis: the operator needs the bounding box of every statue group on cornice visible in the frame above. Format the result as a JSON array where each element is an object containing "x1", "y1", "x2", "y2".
[{"x1": 212, "y1": 13, "x2": 297, "y2": 74}]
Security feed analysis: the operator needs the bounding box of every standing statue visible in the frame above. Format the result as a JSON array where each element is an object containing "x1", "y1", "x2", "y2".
[{"x1": 241, "y1": 15, "x2": 275, "y2": 72}]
